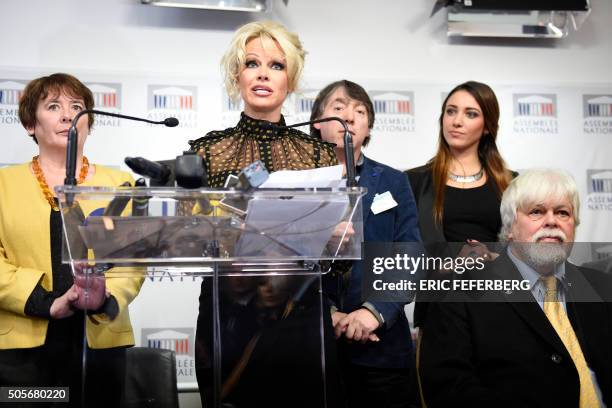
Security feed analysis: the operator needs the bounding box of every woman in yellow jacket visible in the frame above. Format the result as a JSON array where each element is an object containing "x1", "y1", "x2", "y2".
[{"x1": 0, "y1": 73, "x2": 143, "y2": 407}]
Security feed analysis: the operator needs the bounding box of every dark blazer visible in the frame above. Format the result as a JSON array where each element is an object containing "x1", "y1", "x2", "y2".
[
  {"x1": 405, "y1": 164, "x2": 517, "y2": 245},
  {"x1": 420, "y1": 253, "x2": 612, "y2": 408},
  {"x1": 405, "y1": 164, "x2": 446, "y2": 244},
  {"x1": 329, "y1": 155, "x2": 421, "y2": 369}
]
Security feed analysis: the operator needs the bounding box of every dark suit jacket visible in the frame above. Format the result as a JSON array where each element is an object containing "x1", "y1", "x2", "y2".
[
  {"x1": 405, "y1": 164, "x2": 517, "y2": 245},
  {"x1": 420, "y1": 253, "x2": 612, "y2": 408},
  {"x1": 328, "y1": 155, "x2": 421, "y2": 369},
  {"x1": 405, "y1": 164, "x2": 446, "y2": 245}
]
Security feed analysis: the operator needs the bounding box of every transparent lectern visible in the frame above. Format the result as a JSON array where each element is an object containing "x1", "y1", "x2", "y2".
[{"x1": 56, "y1": 185, "x2": 365, "y2": 408}]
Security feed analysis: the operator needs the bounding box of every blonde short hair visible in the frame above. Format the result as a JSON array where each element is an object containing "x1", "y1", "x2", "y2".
[
  {"x1": 221, "y1": 20, "x2": 306, "y2": 101},
  {"x1": 499, "y1": 169, "x2": 580, "y2": 242}
]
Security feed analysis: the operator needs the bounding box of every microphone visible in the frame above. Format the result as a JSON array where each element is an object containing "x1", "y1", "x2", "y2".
[
  {"x1": 126, "y1": 153, "x2": 209, "y2": 189},
  {"x1": 132, "y1": 178, "x2": 149, "y2": 216},
  {"x1": 125, "y1": 157, "x2": 172, "y2": 185},
  {"x1": 264, "y1": 117, "x2": 357, "y2": 187},
  {"x1": 174, "y1": 151, "x2": 208, "y2": 189},
  {"x1": 65, "y1": 110, "x2": 179, "y2": 186},
  {"x1": 163, "y1": 117, "x2": 179, "y2": 127},
  {"x1": 103, "y1": 181, "x2": 132, "y2": 216},
  {"x1": 219, "y1": 160, "x2": 269, "y2": 216}
]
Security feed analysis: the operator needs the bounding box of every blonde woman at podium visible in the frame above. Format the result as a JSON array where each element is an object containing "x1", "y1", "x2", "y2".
[
  {"x1": 188, "y1": 20, "x2": 337, "y2": 186},
  {"x1": 189, "y1": 21, "x2": 344, "y2": 408},
  {"x1": 0, "y1": 73, "x2": 143, "y2": 407}
]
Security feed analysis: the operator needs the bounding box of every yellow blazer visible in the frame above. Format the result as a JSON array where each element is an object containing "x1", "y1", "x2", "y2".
[{"x1": 0, "y1": 163, "x2": 144, "y2": 349}]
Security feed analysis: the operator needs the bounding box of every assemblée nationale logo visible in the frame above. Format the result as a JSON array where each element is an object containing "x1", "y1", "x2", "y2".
[
  {"x1": 142, "y1": 327, "x2": 196, "y2": 382},
  {"x1": 583, "y1": 94, "x2": 612, "y2": 135},
  {"x1": 221, "y1": 88, "x2": 245, "y2": 128},
  {"x1": 295, "y1": 90, "x2": 317, "y2": 115},
  {"x1": 371, "y1": 91, "x2": 415, "y2": 134},
  {"x1": 147, "y1": 84, "x2": 198, "y2": 128},
  {"x1": 86, "y1": 82, "x2": 122, "y2": 127},
  {"x1": 289, "y1": 89, "x2": 320, "y2": 131},
  {"x1": 586, "y1": 169, "x2": 612, "y2": 211},
  {"x1": 513, "y1": 93, "x2": 558, "y2": 135},
  {"x1": 0, "y1": 80, "x2": 27, "y2": 126}
]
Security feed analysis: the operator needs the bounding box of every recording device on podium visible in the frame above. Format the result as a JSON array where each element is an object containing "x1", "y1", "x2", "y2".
[
  {"x1": 124, "y1": 157, "x2": 172, "y2": 186},
  {"x1": 132, "y1": 178, "x2": 149, "y2": 216},
  {"x1": 219, "y1": 160, "x2": 270, "y2": 216},
  {"x1": 125, "y1": 151, "x2": 208, "y2": 189}
]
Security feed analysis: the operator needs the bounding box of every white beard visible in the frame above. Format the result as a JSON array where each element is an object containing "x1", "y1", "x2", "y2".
[{"x1": 511, "y1": 228, "x2": 572, "y2": 271}]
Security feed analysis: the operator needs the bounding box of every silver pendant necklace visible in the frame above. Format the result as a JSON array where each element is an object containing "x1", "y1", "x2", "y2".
[{"x1": 448, "y1": 167, "x2": 484, "y2": 183}]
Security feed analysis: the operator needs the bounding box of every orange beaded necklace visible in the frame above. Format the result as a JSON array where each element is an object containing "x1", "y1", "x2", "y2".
[{"x1": 31, "y1": 155, "x2": 90, "y2": 211}]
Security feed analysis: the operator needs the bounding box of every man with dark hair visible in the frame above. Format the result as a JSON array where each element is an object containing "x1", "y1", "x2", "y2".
[{"x1": 311, "y1": 80, "x2": 421, "y2": 408}]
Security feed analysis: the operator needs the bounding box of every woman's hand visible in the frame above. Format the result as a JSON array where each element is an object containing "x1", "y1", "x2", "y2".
[
  {"x1": 436, "y1": 239, "x2": 498, "y2": 276},
  {"x1": 71, "y1": 274, "x2": 108, "y2": 311},
  {"x1": 327, "y1": 222, "x2": 354, "y2": 253},
  {"x1": 458, "y1": 239, "x2": 499, "y2": 262},
  {"x1": 70, "y1": 263, "x2": 109, "y2": 311},
  {"x1": 49, "y1": 286, "x2": 78, "y2": 319}
]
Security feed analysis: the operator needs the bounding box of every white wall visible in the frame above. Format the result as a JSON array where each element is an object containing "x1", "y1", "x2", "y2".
[{"x1": 3, "y1": 0, "x2": 610, "y2": 82}]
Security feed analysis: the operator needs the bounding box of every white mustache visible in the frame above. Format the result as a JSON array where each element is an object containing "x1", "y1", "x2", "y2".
[{"x1": 531, "y1": 228, "x2": 567, "y2": 243}]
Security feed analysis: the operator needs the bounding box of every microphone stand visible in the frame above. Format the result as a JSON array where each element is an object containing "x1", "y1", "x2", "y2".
[
  {"x1": 64, "y1": 109, "x2": 179, "y2": 186},
  {"x1": 283, "y1": 117, "x2": 357, "y2": 187}
]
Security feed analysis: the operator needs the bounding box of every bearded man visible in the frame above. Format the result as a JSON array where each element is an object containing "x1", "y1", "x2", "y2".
[{"x1": 419, "y1": 169, "x2": 612, "y2": 408}]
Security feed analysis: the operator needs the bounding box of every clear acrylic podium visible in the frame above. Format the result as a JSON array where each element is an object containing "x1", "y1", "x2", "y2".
[{"x1": 56, "y1": 185, "x2": 365, "y2": 408}]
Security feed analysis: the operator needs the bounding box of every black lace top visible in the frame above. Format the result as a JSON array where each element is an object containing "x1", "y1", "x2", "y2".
[{"x1": 189, "y1": 113, "x2": 338, "y2": 188}]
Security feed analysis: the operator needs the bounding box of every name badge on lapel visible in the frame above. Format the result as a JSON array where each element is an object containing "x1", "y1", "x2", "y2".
[{"x1": 371, "y1": 191, "x2": 398, "y2": 215}]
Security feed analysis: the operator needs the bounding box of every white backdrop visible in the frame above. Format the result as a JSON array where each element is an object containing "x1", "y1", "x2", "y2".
[{"x1": 1, "y1": 0, "x2": 611, "y2": 399}]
